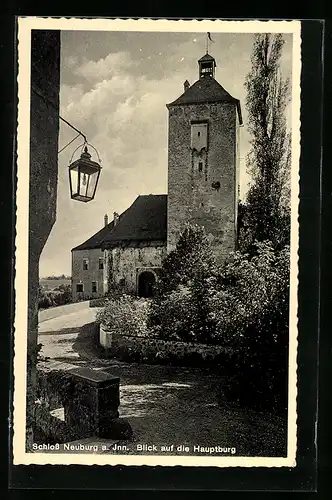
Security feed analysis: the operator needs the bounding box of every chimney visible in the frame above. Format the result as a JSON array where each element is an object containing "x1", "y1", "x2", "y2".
[
  {"x1": 184, "y1": 80, "x2": 190, "y2": 92},
  {"x1": 104, "y1": 214, "x2": 108, "y2": 227},
  {"x1": 113, "y1": 212, "x2": 119, "y2": 226}
]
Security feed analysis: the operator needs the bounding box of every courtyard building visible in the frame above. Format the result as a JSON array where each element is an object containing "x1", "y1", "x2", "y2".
[{"x1": 71, "y1": 51, "x2": 242, "y2": 299}]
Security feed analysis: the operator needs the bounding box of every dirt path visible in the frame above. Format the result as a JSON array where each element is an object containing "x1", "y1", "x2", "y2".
[{"x1": 38, "y1": 305, "x2": 287, "y2": 457}]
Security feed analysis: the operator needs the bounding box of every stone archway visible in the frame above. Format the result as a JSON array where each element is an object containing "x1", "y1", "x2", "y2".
[{"x1": 138, "y1": 270, "x2": 156, "y2": 298}]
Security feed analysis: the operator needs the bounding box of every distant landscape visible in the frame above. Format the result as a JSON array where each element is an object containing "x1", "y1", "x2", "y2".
[{"x1": 40, "y1": 275, "x2": 71, "y2": 291}]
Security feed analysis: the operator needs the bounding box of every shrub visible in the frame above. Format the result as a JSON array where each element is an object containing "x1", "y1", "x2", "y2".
[
  {"x1": 155, "y1": 223, "x2": 217, "y2": 296},
  {"x1": 96, "y1": 295, "x2": 152, "y2": 337},
  {"x1": 148, "y1": 223, "x2": 290, "y2": 412},
  {"x1": 212, "y1": 242, "x2": 290, "y2": 412},
  {"x1": 148, "y1": 225, "x2": 219, "y2": 343},
  {"x1": 89, "y1": 297, "x2": 108, "y2": 308},
  {"x1": 38, "y1": 284, "x2": 72, "y2": 309},
  {"x1": 209, "y1": 241, "x2": 290, "y2": 345}
]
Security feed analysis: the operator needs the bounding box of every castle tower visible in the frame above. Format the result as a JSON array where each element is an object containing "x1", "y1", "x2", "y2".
[{"x1": 166, "y1": 52, "x2": 243, "y2": 260}]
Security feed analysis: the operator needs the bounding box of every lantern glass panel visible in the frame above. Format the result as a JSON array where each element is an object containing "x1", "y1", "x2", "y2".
[
  {"x1": 83, "y1": 170, "x2": 99, "y2": 199},
  {"x1": 69, "y1": 166, "x2": 79, "y2": 197},
  {"x1": 69, "y1": 155, "x2": 101, "y2": 202}
]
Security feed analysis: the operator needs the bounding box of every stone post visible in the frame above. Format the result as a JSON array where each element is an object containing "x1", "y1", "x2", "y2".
[{"x1": 63, "y1": 367, "x2": 121, "y2": 440}]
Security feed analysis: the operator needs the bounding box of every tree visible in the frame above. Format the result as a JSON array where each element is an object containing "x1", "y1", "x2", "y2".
[
  {"x1": 155, "y1": 224, "x2": 217, "y2": 296},
  {"x1": 148, "y1": 224, "x2": 219, "y2": 343},
  {"x1": 239, "y1": 34, "x2": 291, "y2": 253}
]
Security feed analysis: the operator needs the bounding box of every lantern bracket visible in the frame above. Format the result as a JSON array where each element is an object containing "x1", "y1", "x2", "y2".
[{"x1": 69, "y1": 142, "x2": 102, "y2": 165}]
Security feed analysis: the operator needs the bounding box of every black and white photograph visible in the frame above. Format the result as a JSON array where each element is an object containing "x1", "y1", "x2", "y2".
[{"x1": 13, "y1": 18, "x2": 301, "y2": 467}]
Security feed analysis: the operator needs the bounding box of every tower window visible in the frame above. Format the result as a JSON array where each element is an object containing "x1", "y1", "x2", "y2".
[
  {"x1": 83, "y1": 259, "x2": 89, "y2": 270},
  {"x1": 92, "y1": 281, "x2": 97, "y2": 293},
  {"x1": 99, "y1": 257, "x2": 104, "y2": 270},
  {"x1": 198, "y1": 162, "x2": 203, "y2": 172},
  {"x1": 191, "y1": 122, "x2": 208, "y2": 150}
]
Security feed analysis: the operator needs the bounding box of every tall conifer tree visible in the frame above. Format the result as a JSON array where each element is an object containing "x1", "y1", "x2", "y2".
[{"x1": 239, "y1": 34, "x2": 291, "y2": 253}]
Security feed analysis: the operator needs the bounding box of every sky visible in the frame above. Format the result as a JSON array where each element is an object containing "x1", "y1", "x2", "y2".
[{"x1": 39, "y1": 30, "x2": 293, "y2": 277}]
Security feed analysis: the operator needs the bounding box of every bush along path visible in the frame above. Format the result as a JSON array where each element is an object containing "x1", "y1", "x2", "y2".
[{"x1": 37, "y1": 303, "x2": 287, "y2": 457}]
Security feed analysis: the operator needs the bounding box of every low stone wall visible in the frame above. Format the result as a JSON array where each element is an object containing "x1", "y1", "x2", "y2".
[
  {"x1": 34, "y1": 365, "x2": 131, "y2": 446},
  {"x1": 89, "y1": 297, "x2": 108, "y2": 308},
  {"x1": 38, "y1": 300, "x2": 90, "y2": 323},
  {"x1": 98, "y1": 324, "x2": 234, "y2": 368}
]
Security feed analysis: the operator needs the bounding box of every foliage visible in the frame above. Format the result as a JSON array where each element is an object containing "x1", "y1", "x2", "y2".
[
  {"x1": 96, "y1": 295, "x2": 152, "y2": 338},
  {"x1": 38, "y1": 283, "x2": 72, "y2": 309},
  {"x1": 106, "y1": 280, "x2": 136, "y2": 300},
  {"x1": 147, "y1": 222, "x2": 290, "y2": 412},
  {"x1": 89, "y1": 297, "x2": 108, "y2": 308},
  {"x1": 210, "y1": 241, "x2": 290, "y2": 345},
  {"x1": 148, "y1": 225, "x2": 219, "y2": 343},
  {"x1": 41, "y1": 274, "x2": 71, "y2": 280},
  {"x1": 239, "y1": 33, "x2": 291, "y2": 254},
  {"x1": 156, "y1": 223, "x2": 217, "y2": 296},
  {"x1": 210, "y1": 241, "x2": 289, "y2": 412},
  {"x1": 36, "y1": 369, "x2": 74, "y2": 409}
]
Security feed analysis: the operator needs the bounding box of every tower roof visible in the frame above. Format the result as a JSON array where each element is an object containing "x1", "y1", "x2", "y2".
[
  {"x1": 198, "y1": 53, "x2": 216, "y2": 65},
  {"x1": 167, "y1": 76, "x2": 243, "y2": 124}
]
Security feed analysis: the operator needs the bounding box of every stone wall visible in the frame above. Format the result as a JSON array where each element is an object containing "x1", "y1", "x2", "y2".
[
  {"x1": 27, "y1": 30, "x2": 61, "y2": 448},
  {"x1": 167, "y1": 101, "x2": 239, "y2": 261},
  {"x1": 99, "y1": 325, "x2": 234, "y2": 367},
  {"x1": 106, "y1": 243, "x2": 167, "y2": 294},
  {"x1": 71, "y1": 248, "x2": 105, "y2": 301}
]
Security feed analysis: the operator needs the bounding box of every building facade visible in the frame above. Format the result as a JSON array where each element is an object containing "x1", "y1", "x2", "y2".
[
  {"x1": 71, "y1": 51, "x2": 242, "y2": 297},
  {"x1": 71, "y1": 195, "x2": 167, "y2": 299},
  {"x1": 167, "y1": 53, "x2": 242, "y2": 259},
  {"x1": 71, "y1": 247, "x2": 105, "y2": 302}
]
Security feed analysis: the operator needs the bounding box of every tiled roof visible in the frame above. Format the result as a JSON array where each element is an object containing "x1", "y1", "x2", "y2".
[
  {"x1": 71, "y1": 219, "x2": 116, "y2": 251},
  {"x1": 167, "y1": 76, "x2": 243, "y2": 125},
  {"x1": 101, "y1": 194, "x2": 167, "y2": 247},
  {"x1": 71, "y1": 194, "x2": 167, "y2": 251}
]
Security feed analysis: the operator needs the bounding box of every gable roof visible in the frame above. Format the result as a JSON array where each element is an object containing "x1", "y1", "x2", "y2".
[
  {"x1": 71, "y1": 219, "x2": 117, "y2": 251},
  {"x1": 71, "y1": 194, "x2": 167, "y2": 252},
  {"x1": 167, "y1": 76, "x2": 243, "y2": 125},
  {"x1": 101, "y1": 194, "x2": 167, "y2": 247}
]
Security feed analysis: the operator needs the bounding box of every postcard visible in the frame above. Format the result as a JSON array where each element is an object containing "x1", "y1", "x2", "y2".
[{"x1": 13, "y1": 17, "x2": 301, "y2": 467}]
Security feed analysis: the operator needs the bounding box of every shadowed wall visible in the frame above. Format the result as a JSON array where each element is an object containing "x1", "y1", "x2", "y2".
[{"x1": 27, "y1": 29, "x2": 60, "y2": 449}]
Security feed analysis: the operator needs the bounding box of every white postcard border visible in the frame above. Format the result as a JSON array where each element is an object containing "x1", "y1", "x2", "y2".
[{"x1": 13, "y1": 17, "x2": 301, "y2": 467}]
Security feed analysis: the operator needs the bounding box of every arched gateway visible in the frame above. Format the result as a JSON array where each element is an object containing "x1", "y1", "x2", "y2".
[{"x1": 138, "y1": 271, "x2": 156, "y2": 298}]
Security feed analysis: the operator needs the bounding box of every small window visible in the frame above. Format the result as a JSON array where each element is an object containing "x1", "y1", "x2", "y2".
[
  {"x1": 92, "y1": 281, "x2": 97, "y2": 293},
  {"x1": 198, "y1": 162, "x2": 203, "y2": 172},
  {"x1": 76, "y1": 283, "x2": 84, "y2": 293},
  {"x1": 99, "y1": 257, "x2": 104, "y2": 270},
  {"x1": 191, "y1": 122, "x2": 208, "y2": 150},
  {"x1": 83, "y1": 259, "x2": 89, "y2": 270}
]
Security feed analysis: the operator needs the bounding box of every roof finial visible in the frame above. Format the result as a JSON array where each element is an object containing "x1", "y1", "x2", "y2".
[{"x1": 206, "y1": 32, "x2": 214, "y2": 54}]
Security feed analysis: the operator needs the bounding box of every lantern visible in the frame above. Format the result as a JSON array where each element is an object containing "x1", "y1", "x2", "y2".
[{"x1": 68, "y1": 145, "x2": 102, "y2": 202}]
